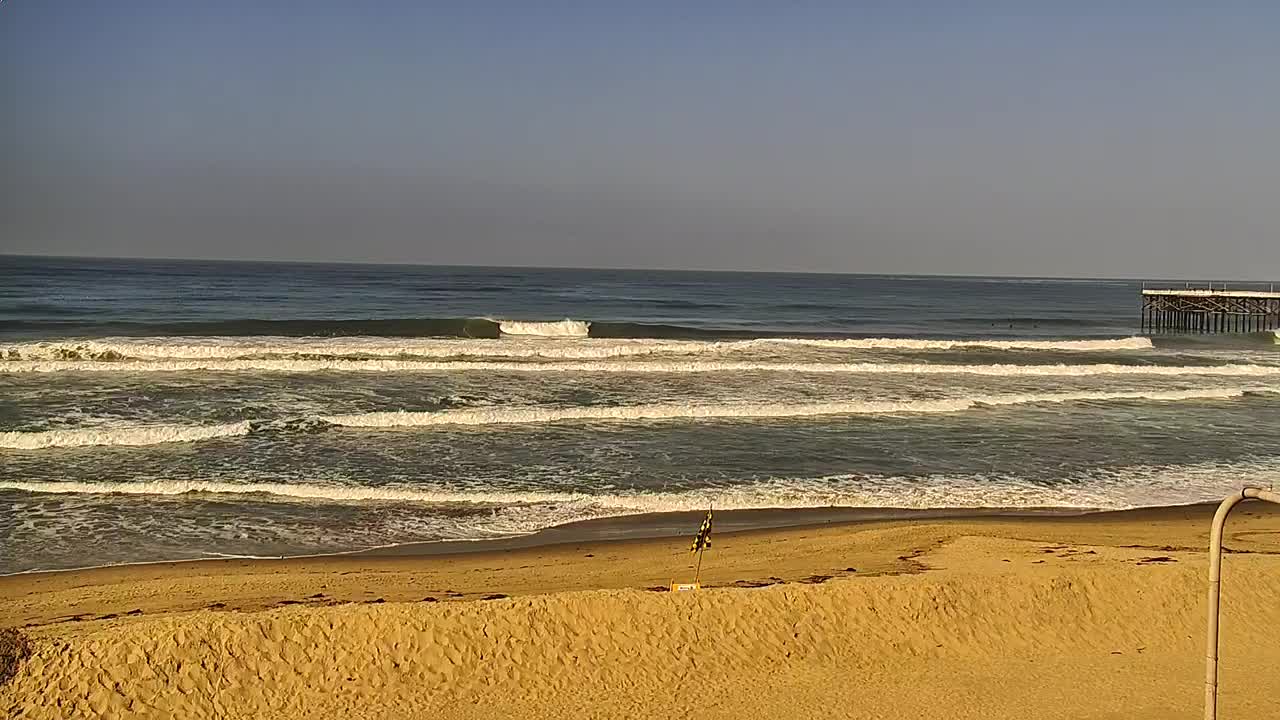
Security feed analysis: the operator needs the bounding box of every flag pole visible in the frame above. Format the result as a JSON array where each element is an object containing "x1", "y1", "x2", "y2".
[
  {"x1": 694, "y1": 502, "x2": 712, "y2": 586},
  {"x1": 694, "y1": 543, "x2": 705, "y2": 586}
]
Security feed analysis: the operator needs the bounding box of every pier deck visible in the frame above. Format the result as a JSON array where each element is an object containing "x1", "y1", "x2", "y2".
[{"x1": 1141, "y1": 286, "x2": 1280, "y2": 333}]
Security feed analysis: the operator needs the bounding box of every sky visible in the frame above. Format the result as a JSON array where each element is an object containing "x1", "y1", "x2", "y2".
[{"x1": 3, "y1": 1, "x2": 1279, "y2": 277}]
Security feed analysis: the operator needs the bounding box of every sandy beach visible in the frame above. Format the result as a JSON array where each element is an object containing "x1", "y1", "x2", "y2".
[
  {"x1": 10, "y1": 1, "x2": 1280, "y2": 717},
  {"x1": 4, "y1": 503, "x2": 1280, "y2": 719}
]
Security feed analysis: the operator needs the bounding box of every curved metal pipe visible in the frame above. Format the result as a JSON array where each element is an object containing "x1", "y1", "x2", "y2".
[{"x1": 1205, "y1": 487, "x2": 1280, "y2": 720}]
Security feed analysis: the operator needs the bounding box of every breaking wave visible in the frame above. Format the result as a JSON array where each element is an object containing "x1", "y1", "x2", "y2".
[
  {"x1": 495, "y1": 319, "x2": 591, "y2": 337},
  {"x1": 0, "y1": 480, "x2": 586, "y2": 505},
  {"x1": 320, "y1": 389, "x2": 1245, "y2": 429},
  {"x1": 1, "y1": 334, "x2": 1154, "y2": 364},
  {"x1": 3, "y1": 456, "x2": 1276, "y2": 512},
  {"x1": 751, "y1": 337, "x2": 1153, "y2": 351},
  {"x1": 1, "y1": 388, "x2": 1246, "y2": 450},
  {"x1": 0, "y1": 337, "x2": 705, "y2": 362},
  {"x1": 0, "y1": 421, "x2": 253, "y2": 450},
  {"x1": 4, "y1": 358, "x2": 1280, "y2": 377}
]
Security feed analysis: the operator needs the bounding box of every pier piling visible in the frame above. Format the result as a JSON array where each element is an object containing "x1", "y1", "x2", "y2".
[{"x1": 1141, "y1": 287, "x2": 1280, "y2": 334}]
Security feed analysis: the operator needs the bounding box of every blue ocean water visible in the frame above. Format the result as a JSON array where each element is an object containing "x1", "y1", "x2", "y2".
[
  {"x1": 3, "y1": 255, "x2": 1279, "y2": 573},
  {"x1": 2, "y1": 255, "x2": 1147, "y2": 339}
]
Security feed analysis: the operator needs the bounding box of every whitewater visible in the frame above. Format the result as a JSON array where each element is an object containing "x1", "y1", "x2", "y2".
[
  {"x1": 0, "y1": 387, "x2": 1255, "y2": 449},
  {"x1": 6, "y1": 258, "x2": 1280, "y2": 573},
  {"x1": 7, "y1": 455, "x2": 1280, "y2": 511},
  {"x1": 6, "y1": 357, "x2": 1280, "y2": 376},
  {"x1": 0, "y1": 333, "x2": 1155, "y2": 362}
]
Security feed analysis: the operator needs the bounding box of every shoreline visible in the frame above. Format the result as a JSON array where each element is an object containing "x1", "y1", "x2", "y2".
[
  {"x1": 354, "y1": 503, "x2": 1105, "y2": 557},
  {"x1": 1, "y1": 502, "x2": 1131, "y2": 579},
  {"x1": 7, "y1": 500, "x2": 1279, "y2": 631}
]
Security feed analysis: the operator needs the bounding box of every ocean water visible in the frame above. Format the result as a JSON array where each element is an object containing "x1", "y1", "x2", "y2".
[{"x1": 3, "y1": 255, "x2": 1279, "y2": 574}]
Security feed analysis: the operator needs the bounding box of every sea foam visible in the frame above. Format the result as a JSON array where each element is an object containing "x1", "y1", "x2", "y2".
[
  {"x1": 2, "y1": 387, "x2": 1241, "y2": 450},
  {"x1": 0, "y1": 334, "x2": 1153, "y2": 364},
  {"x1": 3, "y1": 358, "x2": 1279, "y2": 376},
  {"x1": 0, "y1": 421, "x2": 253, "y2": 450},
  {"x1": 746, "y1": 336, "x2": 1154, "y2": 351},
  {"x1": 3, "y1": 456, "x2": 1274, "y2": 513},
  {"x1": 319, "y1": 388, "x2": 1244, "y2": 429},
  {"x1": 495, "y1": 319, "x2": 591, "y2": 337}
]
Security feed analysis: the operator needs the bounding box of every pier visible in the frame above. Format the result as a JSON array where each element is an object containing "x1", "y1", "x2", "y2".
[{"x1": 1142, "y1": 284, "x2": 1280, "y2": 333}]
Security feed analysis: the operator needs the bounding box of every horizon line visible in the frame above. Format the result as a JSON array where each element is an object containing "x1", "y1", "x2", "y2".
[{"x1": 4, "y1": 252, "x2": 1278, "y2": 285}]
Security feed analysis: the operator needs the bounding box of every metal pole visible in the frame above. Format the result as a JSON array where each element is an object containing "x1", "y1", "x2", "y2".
[{"x1": 1204, "y1": 487, "x2": 1280, "y2": 720}]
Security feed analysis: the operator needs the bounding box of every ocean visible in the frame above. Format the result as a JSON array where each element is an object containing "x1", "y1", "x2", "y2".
[{"x1": 3, "y1": 254, "x2": 1279, "y2": 574}]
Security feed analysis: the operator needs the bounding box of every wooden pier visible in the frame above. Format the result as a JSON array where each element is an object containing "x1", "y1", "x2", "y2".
[{"x1": 1142, "y1": 285, "x2": 1280, "y2": 334}]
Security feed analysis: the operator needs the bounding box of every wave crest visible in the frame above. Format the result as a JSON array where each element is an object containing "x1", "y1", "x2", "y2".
[
  {"x1": 496, "y1": 319, "x2": 591, "y2": 337},
  {"x1": 748, "y1": 337, "x2": 1154, "y2": 351},
  {"x1": 4, "y1": 358, "x2": 1280, "y2": 376},
  {"x1": 1, "y1": 389, "x2": 1246, "y2": 450},
  {"x1": 0, "y1": 389, "x2": 1239, "y2": 445},
  {"x1": 1, "y1": 334, "x2": 1154, "y2": 364},
  {"x1": 0, "y1": 422, "x2": 251, "y2": 450},
  {"x1": 3, "y1": 457, "x2": 1276, "y2": 513},
  {"x1": 321, "y1": 389, "x2": 1243, "y2": 429},
  {"x1": 1, "y1": 337, "x2": 699, "y2": 362}
]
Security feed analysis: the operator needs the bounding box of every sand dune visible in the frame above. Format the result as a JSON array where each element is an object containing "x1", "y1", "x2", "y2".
[{"x1": 4, "y1": 510, "x2": 1280, "y2": 719}]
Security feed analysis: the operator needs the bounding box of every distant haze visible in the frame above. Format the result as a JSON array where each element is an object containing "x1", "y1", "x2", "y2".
[{"x1": 3, "y1": 2, "x2": 1279, "y2": 278}]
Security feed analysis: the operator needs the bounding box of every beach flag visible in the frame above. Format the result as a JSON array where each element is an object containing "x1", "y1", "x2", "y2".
[
  {"x1": 690, "y1": 507, "x2": 713, "y2": 554},
  {"x1": 672, "y1": 506, "x2": 714, "y2": 591}
]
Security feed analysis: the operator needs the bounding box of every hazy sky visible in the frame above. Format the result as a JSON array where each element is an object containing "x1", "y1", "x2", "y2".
[{"x1": 3, "y1": 2, "x2": 1279, "y2": 277}]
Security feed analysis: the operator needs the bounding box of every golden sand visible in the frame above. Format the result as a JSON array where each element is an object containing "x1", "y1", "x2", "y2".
[{"x1": 4, "y1": 505, "x2": 1280, "y2": 719}]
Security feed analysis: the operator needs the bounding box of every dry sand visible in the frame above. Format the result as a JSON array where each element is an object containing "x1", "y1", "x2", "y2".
[{"x1": 3, "y1": 503, "x2": 1280, "y2": 719}]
